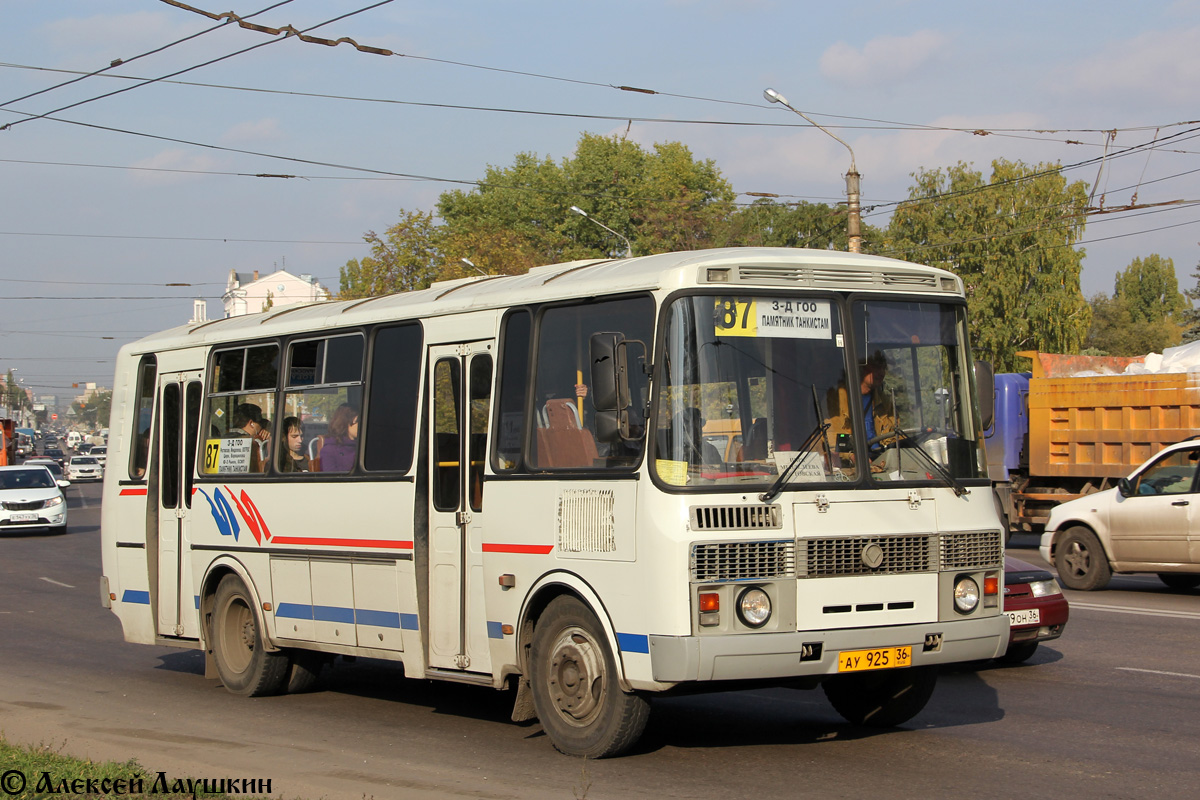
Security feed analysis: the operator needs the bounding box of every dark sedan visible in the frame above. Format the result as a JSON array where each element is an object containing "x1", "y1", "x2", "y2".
[{"x1": 1002, "y1": 556, "x2": 1070, "y2": 663}]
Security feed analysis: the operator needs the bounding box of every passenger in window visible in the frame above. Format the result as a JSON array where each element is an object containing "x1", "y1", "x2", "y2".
[
  {"x1": 319, "y1": 403, "x2": 359, "y2": 472},
  {"x1": 229, "y1": 404, "x2": 265, "y2": 439},
  {"x1": 278, "y1": 416, "x2": 310, "y2": 473},
  {"x1": 227, "y1": 403, "x2": 266, "y2": 472}
]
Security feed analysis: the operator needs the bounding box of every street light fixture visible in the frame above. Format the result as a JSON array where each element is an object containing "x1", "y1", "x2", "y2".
[
  {"x1": 763, "y1": 87, "x2": 863, "y2": 253},
  {"x1": 569, "y1": 205, "x2": 634, "y2": 258}
]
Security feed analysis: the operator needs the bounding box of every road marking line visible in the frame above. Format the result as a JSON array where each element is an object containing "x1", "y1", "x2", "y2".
[
  {"x1": 39, "y1": 577, "x2": 74, "y2": 589},
  {"x1": 1117, "y1": 667, "x2": 1200, "y2": 680},
  {"x1": 1071, "y1": 602, "x2": 1200, "y2": 621}
]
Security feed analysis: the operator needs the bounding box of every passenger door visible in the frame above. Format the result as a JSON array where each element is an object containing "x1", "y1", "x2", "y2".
[
  {"x1": 156, "y1": 373, "x2": 203, "y2": 637},
  {"x1": 426, "y1": 343, "x2": 494, "y2": 673},
  {"x1": 1108, "y1": 446, "x2": 1200, "y2": 565}
]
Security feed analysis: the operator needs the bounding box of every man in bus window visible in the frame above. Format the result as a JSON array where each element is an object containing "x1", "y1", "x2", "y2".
[{"x1": 827, "y1": 354, "x2": 894, "y2": 471}]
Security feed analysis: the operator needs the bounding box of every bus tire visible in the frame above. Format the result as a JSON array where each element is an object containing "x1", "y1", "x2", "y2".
[
  {"x1": 1054, "y1": 526, "x2": 1111, "y2": 591},
  {"x1": 823, "y1": 665, "x2": 937, "y2": 727},
  {"x1": 529, "y1": 596, "x2": 649, "y2": 758},
  {"x1": 211, "y1": 574, "x2": 288, "y2": 696}
]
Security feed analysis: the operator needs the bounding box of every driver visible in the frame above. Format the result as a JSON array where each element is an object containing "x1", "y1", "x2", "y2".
[{"x1": 827, "y1": 354, "x2": 895, "y2": 471}]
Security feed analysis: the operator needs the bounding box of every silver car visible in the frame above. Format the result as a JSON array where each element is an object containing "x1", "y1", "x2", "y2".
[
  {"x1": 0, "y1": 465, "x2": 69, "y2": 534},
  {"x1": 67, "y1": 456, "x2": 103, "y2": 482},
  {"x1": 1042, "y1": 438, "x2": 1200, "y2": 591}
]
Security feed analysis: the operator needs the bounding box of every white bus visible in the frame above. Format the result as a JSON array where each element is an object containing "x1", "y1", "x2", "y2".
[{"x1": 101, "y1": 247, "x2": 1007, "y2": 757}]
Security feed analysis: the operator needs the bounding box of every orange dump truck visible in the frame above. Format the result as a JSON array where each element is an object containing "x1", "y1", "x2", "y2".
[
  {"x1": 0, "y1": 419, "x2": 14, "y2": 466},
  {"x1": 987, "y1": 351, "x2": 1200, "y2": 535}
]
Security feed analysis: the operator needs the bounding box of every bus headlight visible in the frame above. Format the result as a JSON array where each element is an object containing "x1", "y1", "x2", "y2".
[
  {"x1": 953, "y1": 576, "x2": 980, "y2": 614},
  {"x1": 737, "y1": 587, "x2": 771, "y2": 628}
]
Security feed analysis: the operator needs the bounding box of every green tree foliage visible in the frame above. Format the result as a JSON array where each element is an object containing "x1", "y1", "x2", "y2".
[
  {"x1": 1086, "y1": 254, "x2": 1185, "y2": 354},
  {"x1": 720, "y1": 198, "x2": 883, "y2": 251},
  {"x1": 885, "y1": 159, "x2": 1091, "y2": 372},
  {"x1": 1113, "y1": 254, "x2": 1186, "y2": 324},
  {"x1": 338, "y1": 209, "x2": 440, "y2": 299},
  {"x1": 1181, "y1": 260, "x2": 1200, "y2": 343},
  {"x1": 72, "y1": 390, "x2": 112, "y2": 429}
]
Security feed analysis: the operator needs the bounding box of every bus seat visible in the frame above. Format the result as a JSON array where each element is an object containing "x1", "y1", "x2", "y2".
[
  {"x1": 308, "y1": 435, "x2": 323, "y2": 472},
  {"x1": 536, "y1": 398, "x2": 598, "y2": 467}
]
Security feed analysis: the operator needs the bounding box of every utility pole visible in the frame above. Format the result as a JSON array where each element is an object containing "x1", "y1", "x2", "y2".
[{"x1": 764, "y1": 88, "x2": 862, "y2": 253}]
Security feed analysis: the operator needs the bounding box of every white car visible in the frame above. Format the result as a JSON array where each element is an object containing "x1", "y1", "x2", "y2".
[
  {"x1": 0, "y1": 465, "x2": 69, "y2": 534},
  {"x1": 90, "y1": 445, "x2": 107, "y2": 466},
  {"x1": 67, "y1": 456, "x2": 103, "y2": 482},
  {"x1": 1041, "y1": 438, "x2": 1200, "y2": 591}
]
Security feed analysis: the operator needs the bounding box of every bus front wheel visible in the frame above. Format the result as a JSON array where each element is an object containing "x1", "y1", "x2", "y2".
[
  {"x1": 210, "y1": 574, "x2": 289, "y2": 696},
  {"x1": 529, "y1": 596, "x2": 649, "y2": 758},
  {"x1": 823, "y1": 665, "x2": 937, "y2": 727}
]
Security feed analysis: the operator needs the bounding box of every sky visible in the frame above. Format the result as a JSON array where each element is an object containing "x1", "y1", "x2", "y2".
[{"x1": 4, "y1": 0, "x2": 1200, "y2": 397}]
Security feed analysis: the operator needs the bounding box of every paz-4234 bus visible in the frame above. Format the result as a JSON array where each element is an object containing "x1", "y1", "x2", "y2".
[{"x1": 100, "y1": 247, "x2": 1006, "y2": 757}]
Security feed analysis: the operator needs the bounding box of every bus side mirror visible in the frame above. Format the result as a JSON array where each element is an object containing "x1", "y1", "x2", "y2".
[
  {"x1": 590, "y1": 332, "x2": 637, "y2": 443},
  {"x1": 975, "y1": 360, "x2": 994, "y2": 431}
]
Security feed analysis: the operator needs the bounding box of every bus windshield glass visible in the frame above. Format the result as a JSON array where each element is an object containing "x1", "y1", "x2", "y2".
[{"x1": 654, "y1": 294, "x2": 987, "y2": 489}]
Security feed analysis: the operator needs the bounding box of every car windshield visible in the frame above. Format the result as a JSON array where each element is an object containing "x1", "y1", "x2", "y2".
[
  {"x1": 0, "y1": 469, "x2": 55, "y2": 490},
  {"x1": 72, "y1": 457, "x2": 99, "y2": 465},
  {"x1": 654, "y1": 294, "x2": 988, "y2": 489}
]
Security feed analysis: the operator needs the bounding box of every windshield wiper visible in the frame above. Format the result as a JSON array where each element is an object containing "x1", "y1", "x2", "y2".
[
  {"x1": 889, "y1": 427, "x2": 969, "y2": 498},
  {"x1": 760, "y1": 386, "x2": 830, "y2": 504}
]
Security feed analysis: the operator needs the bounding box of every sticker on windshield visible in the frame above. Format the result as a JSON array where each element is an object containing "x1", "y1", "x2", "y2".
[
  {"x1": 772, "y1": 450, "x2": 827, "y2": 482},
  {"x1": 714, "y1": 297, "x2": 832, "y2": 339}
]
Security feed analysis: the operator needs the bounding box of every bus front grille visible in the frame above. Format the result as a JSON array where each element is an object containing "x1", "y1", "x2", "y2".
[
  {"x1": 691, "y1": 540, "x2": 795, "y2": 582},
  {"x1": 940, "y1": 530, "x2": 1003, "y2": 569},
  {"x1": 800, "y1": 534, "x2": 936, "y2": 577}
]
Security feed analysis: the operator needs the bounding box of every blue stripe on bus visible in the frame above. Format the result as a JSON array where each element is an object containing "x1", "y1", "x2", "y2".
[
  {"x1": 487, "y1": 620, "x2": 504, "y2": 639},
  {"x1": 355, "y1": 609, "x2": 401, "y2": 629},
  {"x1": 313, "y1": 605, "x2": 356, "y2": 624},
  {"x1": 275, "y1": 603, "x2": 418, "y2": 631},
  {"x1": 195, "y1": 595, "x2": 200, "y2": 609},
  {"x1": 122, "y1": 590, "x2": 150, "y2": 605},
  {"x1": 616, "y1": 632, "x2": 649, "y2": 654},
  {"x1": 276, "y1": 602, "x2": 314, "y2": 620}
]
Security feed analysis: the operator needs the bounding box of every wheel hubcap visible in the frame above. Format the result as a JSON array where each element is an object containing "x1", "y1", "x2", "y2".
[
  {"x1": 547, "y1": 628, "x2": 605, "y2": 727},
  {"x1": 220, "y1": 599, "x2": 255, "y2": 673},
  {"x1": 1064, "y1": 542, "x2": 1090, "y2": 575}
]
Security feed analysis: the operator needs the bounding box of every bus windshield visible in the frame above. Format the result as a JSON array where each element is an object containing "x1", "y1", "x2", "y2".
[{"x1": 654, "y1": 294, "x2": 987, "y2": 489}]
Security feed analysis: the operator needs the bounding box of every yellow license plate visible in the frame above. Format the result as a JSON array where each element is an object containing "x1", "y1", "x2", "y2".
[{"x1": 837, "y1": 646, "x2": 912, "y2": 672}]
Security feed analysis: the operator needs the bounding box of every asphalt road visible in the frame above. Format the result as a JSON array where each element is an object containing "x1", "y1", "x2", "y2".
[{"x1": 3, "y1": 480, "x2": 1200, "y2": 799}]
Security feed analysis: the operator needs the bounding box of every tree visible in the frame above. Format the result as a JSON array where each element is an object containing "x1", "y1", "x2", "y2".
[
  {"x1": 1086, "y1": 254, "x2": 1184, "y2": 354},
  {"x1": 338, "y1": 209, "x2": 441, "y2": 299},
  {"x1": 720, "y1": 198, "x2": 884, "y2": 251},
  {"x1": 1113, "y1": 254, "x2": 1186, "y2": 325},
  {"x1": 1181, "y1": 260, "x2": 1200, "y2": 343},
  {"x1": 885, "y1": 159, "x2": 1091, "y2": 372}
]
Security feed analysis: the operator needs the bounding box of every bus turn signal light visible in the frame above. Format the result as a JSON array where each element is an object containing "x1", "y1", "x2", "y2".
[{"x1": 699, "y1": 593, "x2": 719, "y2": 612}]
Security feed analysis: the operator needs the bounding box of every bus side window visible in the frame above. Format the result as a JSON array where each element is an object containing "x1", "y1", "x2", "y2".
[{"x1": 130, "y1": 355, "x2": 157, "y2": 479}]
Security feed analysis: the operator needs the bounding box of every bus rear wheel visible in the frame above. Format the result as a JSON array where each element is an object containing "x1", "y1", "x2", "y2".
[
  {"x1": 823, "y1": 665, "x2": 937, "y2": 727},
  {"x1": 529, "y1": 596, "x2": 649, "y2": 758},
  {"x1": 210, "y1": 574, "x2": 288, "y2": 696}
]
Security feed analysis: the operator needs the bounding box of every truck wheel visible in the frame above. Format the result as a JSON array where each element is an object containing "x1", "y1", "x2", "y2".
[
  {"x1": 529, "y1": 596, "x2": 649, "y2": 758},
  {"x1": 823, "y1": 665, "x2": 937, "y2": 727},
  {"x1": 210, "y1": 574, "x2": 289, "y2": 696},
  {"x1": 1157, "y1": 573, "x2": 1200, "y2": 591},
  {"x1": 1054, "y1": 526, "x2": 1111, "y2": 591}
]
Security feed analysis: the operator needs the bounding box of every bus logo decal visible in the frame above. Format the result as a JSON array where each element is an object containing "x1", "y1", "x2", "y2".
[
  {"x1": 197, "y1": 487, "x2": 242, "y2": 542},
  {"x1": 224, "y1": 486, "x2": 272, "y2": 545}
]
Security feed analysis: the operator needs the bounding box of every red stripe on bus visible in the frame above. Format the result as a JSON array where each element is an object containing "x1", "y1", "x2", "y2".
[
  {"x1": 119, "y1": 488, "x2": 148, "y2": 496},
  {"x1": 482, "y1": 543, "x2": 554, "y2": 554},
  {"x1": 269, "y1": 536, "x2": 414, "y2": 549}
]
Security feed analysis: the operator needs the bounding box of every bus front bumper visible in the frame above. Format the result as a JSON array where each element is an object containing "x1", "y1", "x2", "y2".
[{"x1": 647, "y1": 615, "x2": 1007, "y2": 683}]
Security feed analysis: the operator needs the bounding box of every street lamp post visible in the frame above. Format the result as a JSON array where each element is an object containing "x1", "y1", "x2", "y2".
[
  {"x1": 569, "y1": 206, "x2": 634, "y2": 258},
  {"x1": 763, "y1": 87, "x2": 862, "y2": 254}
]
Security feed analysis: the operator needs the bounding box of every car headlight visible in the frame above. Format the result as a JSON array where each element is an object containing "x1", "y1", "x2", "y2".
[
  {"x1": 44, "y1": 495, "x2": 64, "y2": 508},
  {"x1": 1029, "y1": 578, "x2": 1061, "y2": 597},
  {"x1": 737, "y1": 587, "x2": 772, "y2": 628},
  {"x1": 954, "y1": 576, "x2": 980, "y2": 614}
]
